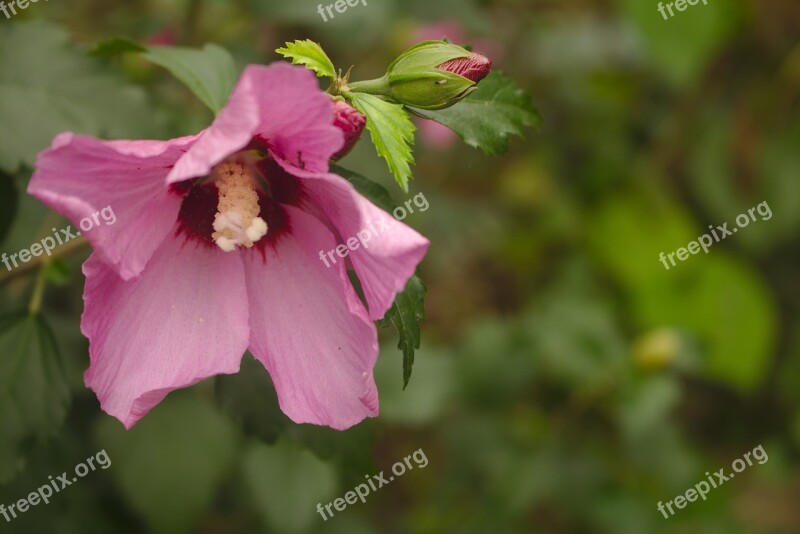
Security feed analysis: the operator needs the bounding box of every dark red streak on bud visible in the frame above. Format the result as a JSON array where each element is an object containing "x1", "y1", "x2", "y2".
[
  {"x1": 437, "y1": 52, "x2": 492, "y2": 83},
  {"x1": 331, "y1": 100, "x2": 367, "y2": 161}
]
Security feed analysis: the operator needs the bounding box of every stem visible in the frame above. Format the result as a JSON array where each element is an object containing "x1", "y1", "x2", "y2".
[
  {"x1": 0, "y1": 237, "x2": 89, "y2": 287},
  {"x1": 347, "y1": 75, "x2": 391, "y2": 97},
  {"x1": 28, "y1": 266, "x2": 47, "y2": 316}
]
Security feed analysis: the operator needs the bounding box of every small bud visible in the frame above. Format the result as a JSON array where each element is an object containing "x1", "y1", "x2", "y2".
[
  {"x1": 386, "y1": 41, "x2": 492, "y2": 110},
  {"x1": 331, "y1": 99, "x2": 366, "y2": 161}
]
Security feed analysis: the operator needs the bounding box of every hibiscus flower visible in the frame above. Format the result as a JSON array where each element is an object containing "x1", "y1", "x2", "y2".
[{"x1": 28, "y1": 63, "x2": 429, "y2": 430}]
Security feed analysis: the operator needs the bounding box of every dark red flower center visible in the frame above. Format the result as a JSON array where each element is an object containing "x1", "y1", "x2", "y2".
[{"x1": 174, "y1": 145, "x2": 301, "y2": 253}]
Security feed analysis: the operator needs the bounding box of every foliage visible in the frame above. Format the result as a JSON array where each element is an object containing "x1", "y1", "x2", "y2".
[
  {"x1": 411, "y1": 71, "x2": 541, "y2": 155},
  {"x1": 0, "y1": 1, "x2": 798, "y2": 533}
]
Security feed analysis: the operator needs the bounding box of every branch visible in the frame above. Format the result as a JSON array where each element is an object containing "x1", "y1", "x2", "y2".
[{"x1": 0, "y1": 237, "x2": 90, "y2": 286}]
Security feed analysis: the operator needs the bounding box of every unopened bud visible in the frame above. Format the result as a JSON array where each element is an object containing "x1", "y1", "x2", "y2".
[
  {"x1": 331, "y1": 99, "x2": 366, "y2": 161},
  {"x1": 387, "y1": 41, "x2": 491, "y2": 109},
  {"x1": 348, "y1": 40, "x2": 493, "y2": 110}
]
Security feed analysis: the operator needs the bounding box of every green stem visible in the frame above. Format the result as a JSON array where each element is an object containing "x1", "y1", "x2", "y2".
[
  {"x1": 28, "y1": 266, "x2": 47, "y2": 316},
  {"x1": 0, "y1": 237, "x2": 89, "y2": 286},
  {"x1": 347, "y1": 75, "x2": 391, "y2": 97}
]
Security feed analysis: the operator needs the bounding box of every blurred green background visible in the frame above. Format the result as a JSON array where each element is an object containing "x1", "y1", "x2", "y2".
[{"x1": 1, "y1": 0, "x2": 799, "y2": 532}]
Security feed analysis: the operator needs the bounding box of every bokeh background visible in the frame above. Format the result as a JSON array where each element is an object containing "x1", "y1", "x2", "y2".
[{"x1": 1, "y1": 0, "x2": 799, "y2": 532}]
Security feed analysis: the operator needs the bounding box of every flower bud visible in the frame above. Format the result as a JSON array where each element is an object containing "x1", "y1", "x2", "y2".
[
  {"x1": 386, "y1": 40, "x2": 492, "y2": 110},
  {"x1": 331, "y1": 99, "x2": 366, "y2": 161}
]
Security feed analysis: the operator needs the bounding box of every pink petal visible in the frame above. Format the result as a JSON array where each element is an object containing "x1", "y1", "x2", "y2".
[
  {"x1": 255, "y1": 63, "x2": 343, "y2": 172},
  {"x1": 167, "y1": 63, "x2": 342, "y2": 184},
  {"x1": 243, "y1": 205, "x2": 379, "y2": 430},
  {"x1": 28, "y1": 133, "x2": 198, "y2": 280},
  {"x1": 82, "y1": 231, "x2": 249, "y2": 429},
  {"x1": 281, "y1": 165, "x2": 429, "y2": 320}
]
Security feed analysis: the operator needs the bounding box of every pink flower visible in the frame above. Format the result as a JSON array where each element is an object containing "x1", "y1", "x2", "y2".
[{"x1": 28, "y1": 63, "x2": 429, "y2": 430}]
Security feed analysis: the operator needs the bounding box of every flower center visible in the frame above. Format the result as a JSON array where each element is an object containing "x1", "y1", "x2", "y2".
[{"x1": 211, "y1": 162, "x2": 268, "y2": 252}]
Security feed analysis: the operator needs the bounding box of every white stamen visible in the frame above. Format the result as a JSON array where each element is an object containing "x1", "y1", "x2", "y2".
[
  {"x1": 216, "y1": 236, "x2": 237, "y2": 252},
  {"x1": 211, "y1": 162, "x2": 268, "y2": 251}
]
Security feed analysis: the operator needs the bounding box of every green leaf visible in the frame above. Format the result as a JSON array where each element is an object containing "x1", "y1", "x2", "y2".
[
  {"x1": 0, "y1": 188, "x2": 58, "y2": 260},
  {"x1": 241, "y1": 438, "x2": 338, "y2": 533},
  {"x1": 374, "y1": 345, "x2": 454, "y2": 425},
  {"x1": 143, "y1": 44, "x2": 238, "y2": 115},
  {"x1": 689, "y1": 109, "x2": 800, "y2": 252},
  {"x1": 216, "y1": 354, "x2": 289, "y2": 443},
  {"x1": 347, "y1": 92, "x2": 416, "y2": 193},
  {"x1": 275, "y1": 39, "x2": 336, "y2": 79},
  {"x1": 43, "y1": 258, "x2": 72, "y2": 286},
  {"x1": 0, "y1": 21, "x2": 164, "y2": 173},
  {"x1": 410, "y1": 71, "x2": 540, "y2": 155},
  {"x1": 587, "y1": 190, "x2": 776, "y2": 391},
  {"x1": 88, "y1": 37, "x2": 147, "y2": 57},
  {"x1": 330, "y1": 164, "x2": 395, "y2": 212},
  {"x1": 0, "y1": 312, "x2": 71, "y2": 483},
  {"x1": 88, "y1": 38, "x2": 238, "y2": 115},
  {"x1": 96, "y1": 393, "x2": 238, "y2": 533},
  {"x1": 666, "y1": 257, "x2": 775, "y2": 389},
  {"x1": 378, "y1": 275, "x2": 427, "y2": 389},
  {"x1": 287, "y1": 422, "x2": 376, "y2": 486},
  {"x1": 616, "y1": 0, "x2": 742, "y2": 86}
]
